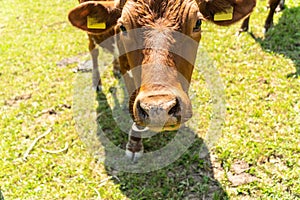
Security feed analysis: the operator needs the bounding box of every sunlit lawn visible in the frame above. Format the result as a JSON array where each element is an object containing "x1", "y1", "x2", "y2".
[{"x1": 0, "y1": 0, "x2": 299, "y2": 199}]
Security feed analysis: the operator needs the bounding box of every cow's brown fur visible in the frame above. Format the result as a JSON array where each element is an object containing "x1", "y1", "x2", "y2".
[
  {"x1": 199, "y1": 0, "x2": 256, "y2": 25},
  {"x1": 130, "y1": 0, "x2": 189, "y2": 29},
  {"x1": 117, "y1": 0, "x2": 202, "y2": 129},
  {"x1": 69, "y1": 0, "x2": 256, "y2": 160},
  {"x1": 72, "y1": 0, "x2": 122, "y2": 90},
  {"x1": 239, "y1": 0, "x2": 284, "y2": 33}
]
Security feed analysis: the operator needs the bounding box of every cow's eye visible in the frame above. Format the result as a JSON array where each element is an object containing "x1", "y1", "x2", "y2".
[
  {"x1": 193, "y1": 19, "x2": 202, "y2": 32},
  {"x1": 120, "y1": 25, "x2": 127, "y2": 35}
]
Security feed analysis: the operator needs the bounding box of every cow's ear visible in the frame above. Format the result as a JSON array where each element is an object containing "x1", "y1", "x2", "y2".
[
  {"x1": 68, "y1": 1, "x2": 121, "y2": 34},
  {"x1": 198, "y1": 0, "x2": 256, "y2": 25}
]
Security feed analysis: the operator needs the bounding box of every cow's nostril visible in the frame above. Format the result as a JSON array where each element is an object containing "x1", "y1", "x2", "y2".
[
  {"x1": 137, "y1": 100, "x2": 149, "y2": 120},
  {"x1": 168, "y1": 98, "x2": 181, "y2": 116}
]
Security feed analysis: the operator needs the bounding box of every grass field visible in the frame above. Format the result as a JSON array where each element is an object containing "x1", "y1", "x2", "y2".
[{"x1": 0, "y1": 0, "x2": 299, "y2": 199}]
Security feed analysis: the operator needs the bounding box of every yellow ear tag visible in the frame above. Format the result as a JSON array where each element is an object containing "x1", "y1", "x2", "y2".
[
  {"x1": 87, "y1": 16, "x2": 106, "y2": 29},
  {"x1": 214, "y1": 6, "x2": 233, "y2": 21}
]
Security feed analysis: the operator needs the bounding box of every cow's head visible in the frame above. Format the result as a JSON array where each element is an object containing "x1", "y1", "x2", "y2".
[{"x1": 69, "y1": 0, "x2": 256, "y2": 131}]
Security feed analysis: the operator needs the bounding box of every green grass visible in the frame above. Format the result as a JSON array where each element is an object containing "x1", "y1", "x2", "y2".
[{"x1": 0, "y1": 0, "x2": 299, "y2": 199}]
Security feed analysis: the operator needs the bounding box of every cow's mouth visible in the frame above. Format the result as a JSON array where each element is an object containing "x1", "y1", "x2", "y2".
[
  {"x1": 148, "y1": 123, "x2": 182, "y2": 132},
  {"x1": 135, "y1": 118, "x2": 182, "y2": 132}
]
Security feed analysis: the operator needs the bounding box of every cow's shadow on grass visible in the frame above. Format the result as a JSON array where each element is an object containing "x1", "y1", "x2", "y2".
[
  {"x1": 250, "y1": 6, "x2": 300, "y2": 78},
  {"x1": 95, "y1": 84, "x2": 227, "y2": 199}
]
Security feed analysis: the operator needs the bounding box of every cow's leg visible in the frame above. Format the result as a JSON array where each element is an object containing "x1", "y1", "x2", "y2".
[
  {"x1": 118, "y1": 57, "x2": 146, "y2": 162},
  {"x1": 112, "y1": 36, "x2": 121, "y2": 79},
  {"x1": 112, "y1": 59, "x2": 121, "y2": 78},
  {"x1": 239, "y1": 16, "x2": 250, "y2": 34},
  {"x1": 126, "y1": 125, "x2": 144, "y2": 162},
  {"x1": 91, "y1": 48, "x2": 102, "y2": 91},
  {"x1": 264, "y1": 0, "x2": 281, "y2": 32},
  {"x1": 276, "y1": 0, "x2": 285, "y2": 12},
  {"x1": 125, "y1": 123, "x2": 149, "y2": 162},
  {"x1": 88, "y1": 35, "x2": 102, "y2": 91}
]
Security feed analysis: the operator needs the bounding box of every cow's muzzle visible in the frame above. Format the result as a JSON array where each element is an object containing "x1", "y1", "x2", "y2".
[{"x1": 133, "y1": 93, "x2": 191, "y2": 131}]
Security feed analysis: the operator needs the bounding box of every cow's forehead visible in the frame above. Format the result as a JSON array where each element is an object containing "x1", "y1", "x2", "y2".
[{"x1": 121, "y1": 0, "x2": 199, "y2": 26}]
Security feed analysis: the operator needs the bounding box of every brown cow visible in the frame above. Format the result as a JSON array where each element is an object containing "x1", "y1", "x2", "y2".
[
  {"x1": 239, "y1": 0, "x2": 285, "y2": 33},
  {"x1": 76, "y1": 0, "x2": 122, "y2": 91},
  {"x1": 69, "y1": 0, "x2": 256, "y2": 161}
]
